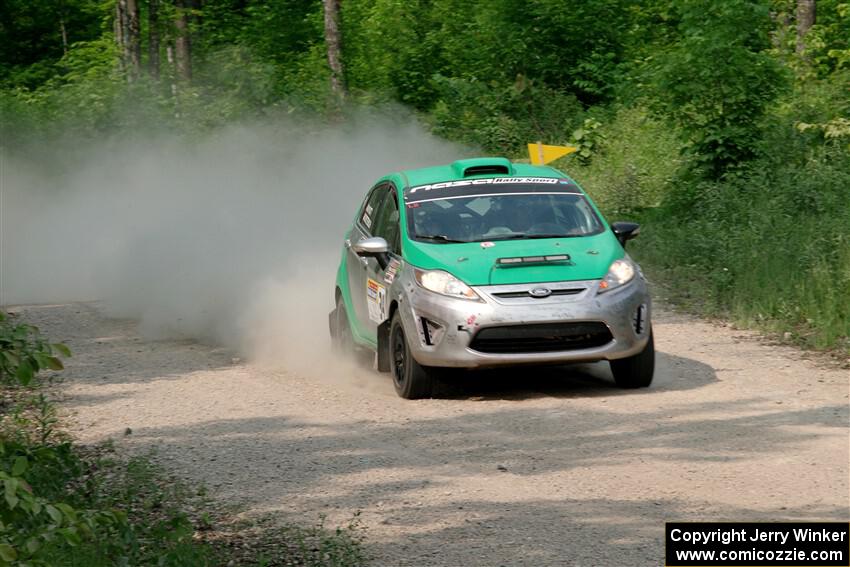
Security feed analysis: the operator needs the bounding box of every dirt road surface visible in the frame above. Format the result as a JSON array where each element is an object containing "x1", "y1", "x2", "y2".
[{"x1": 16, "y1": 302, "x2": 850, "y2": 566}]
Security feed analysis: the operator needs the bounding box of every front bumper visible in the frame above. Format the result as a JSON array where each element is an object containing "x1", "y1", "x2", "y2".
[{"x1": 399, "y1": 277, "x2": 651, "y2": 369}]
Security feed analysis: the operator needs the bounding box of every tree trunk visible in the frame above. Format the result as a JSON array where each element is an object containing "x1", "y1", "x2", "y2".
[
  {"x1": 57, "y1": 0, "x2": 69, "y2": 56},
  {"x1": 796, "y1": 0, "x2": 816, "y2": 55},
  {"x1": 148, "y1": 0, "x2": 160, "y2": 79},
  {"x1": 166, "y1": 44, "x2": 178, "y2": 97},
  {"x1": 59, "y1": 17, "x2": 69, "y2": 56},
  {"x1": 126, "y1": 0, "x2": 142, "y2": 79},
  {"x1": 115, "y1": 0, "x2": 127, "y2": 71},
  {"x1": 322, "y1": 0, "x2": 346, "y2": 101},
  {"x1": 174, "y1": 0, "x2": 192, "y2": 81}
]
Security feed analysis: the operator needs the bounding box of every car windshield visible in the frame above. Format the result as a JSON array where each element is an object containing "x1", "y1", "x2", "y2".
[{"x1": 406, "y1": 190, "x2": 605, "y2": 244}]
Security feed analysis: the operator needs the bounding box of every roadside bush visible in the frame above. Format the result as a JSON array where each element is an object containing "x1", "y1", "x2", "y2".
[
  {"x1": 566, "y1": 106, "x2": 686, "y2": 218},
  {"x1": 633, "y1": 141, "x2": 850, "y2": 352},
  {"x1": 0, "y1": 313, "x2": 127, "y2": 565},
  {"x1": 0, "y1": 313, "x2": 201, "y2": 565},
  {"x1": 660, "y1": 70, "x2": 847, "y2": 352},
  {"x1": 0, "y1": 313, "x2": 68, "y2": 389},
  {"x1": 0, "y1": 452, "x2": 128, "y2": 565}
]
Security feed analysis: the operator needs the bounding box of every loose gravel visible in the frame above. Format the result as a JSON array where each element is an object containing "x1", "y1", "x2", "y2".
[{"x1": 15, "y1": 302, "x2": 849, "y2": 566}]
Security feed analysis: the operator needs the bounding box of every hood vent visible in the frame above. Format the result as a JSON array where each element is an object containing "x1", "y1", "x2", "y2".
[
  {"x1": 451, "y1": 157, "x2": 514, "y2": 178},
  {"x1": 463, "y1": 165, "x2": 509, "y2": 176}
]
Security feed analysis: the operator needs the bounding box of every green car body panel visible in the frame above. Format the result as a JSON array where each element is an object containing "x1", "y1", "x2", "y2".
[{"x1": 403, "y1": 233, "x2": 620, "y2": 286}]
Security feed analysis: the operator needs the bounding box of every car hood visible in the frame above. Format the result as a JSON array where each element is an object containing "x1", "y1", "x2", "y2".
[{"x1": 403, "y1": 232, "x2": 622, "y2": 286}]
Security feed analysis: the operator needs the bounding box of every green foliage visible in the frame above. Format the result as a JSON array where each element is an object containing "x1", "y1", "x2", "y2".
[
  {"x1": 0, "y1": 452, "x2": 128, "y2": 566},
  {"x1": 633, "y1": 129, "x2": 850, "y2": 352},
  {"x1": 571, "y1": 117, "x2": 606, "y2": 163},
  {"x1": 341, "y1": 0, "x2": 635, "y2": 109},
  {"x1": 569, "y1": 106, "x2": 686, "y2": 218},
  {"x1": 0, "y1": 0, "x2": 104, "y2": 89},
  {"x1": 342, "y1": 0, "x2": 443, "y2": 108},
  {"x1": 196, "y1": 1, "x2": 329, "y2": 111},
  {"x1": 802, "y1": 0, "x2": 850, "y2": 74},
  {"x1": 241, "y1": 513, "x2": 367, "y2": 567},
  {"x1": 787, "y1": 69, "x2": 850, "y2": 148},
  {"x1": 287, "y1": 514, "x2": 367, "y2": 567},
  {"x1": 0, "y1": 425, "x2": 212, "y2": 567},
  {"x1": 428, "y1": 75, "x2": 584, "y2": 154},
  {"x1": 0, "y1": 313, "x2": 68, "y2": 388},
  {"x1": 650, "y1": 0, "x2": 787, "y2": 178}
]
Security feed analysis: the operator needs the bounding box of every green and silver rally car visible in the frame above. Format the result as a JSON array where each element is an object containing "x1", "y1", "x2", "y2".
[{"x1": 329, "y1": 157, "x2": 654, "y2": 398}]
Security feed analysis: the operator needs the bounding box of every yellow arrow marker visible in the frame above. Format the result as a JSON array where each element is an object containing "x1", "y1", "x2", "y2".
[{"x1": 528, "y1": 141, "x2": 578, "y2": 165}]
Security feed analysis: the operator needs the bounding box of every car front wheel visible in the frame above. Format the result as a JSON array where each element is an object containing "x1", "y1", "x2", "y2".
[
  {"x1": 389, "y1": 311, "x2": 435, "y2": 399},
  {"x1": 610, "y1": 330, "x2": 655, "y2": 389}
]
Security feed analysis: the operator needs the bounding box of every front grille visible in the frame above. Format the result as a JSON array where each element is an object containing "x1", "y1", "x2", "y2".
[
  {"x1": 469, "y1": 322, "x2": 613, "y2": 354},
  {"x1": 491, "y1": 288, "x2": 584, "y2": 299}
]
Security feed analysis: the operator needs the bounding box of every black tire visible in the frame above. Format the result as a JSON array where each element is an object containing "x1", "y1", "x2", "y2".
[
  {"x1": 332, "y1": 295, "x2": 354, "y2": 357},
  {"x1": 389, "y1": 312, "x2": 435, "y2": 399},
  {"x1": 610, "y1": 330, "x2": 655, "y2": 389}
]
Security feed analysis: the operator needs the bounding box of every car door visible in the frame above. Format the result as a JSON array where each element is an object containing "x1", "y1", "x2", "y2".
[
  {"x1": 362, "y1": 186, "x2": 402, "y2": 340},
  {"x1": 345, "y1": 184, "x2": 389, "y2": 338}
]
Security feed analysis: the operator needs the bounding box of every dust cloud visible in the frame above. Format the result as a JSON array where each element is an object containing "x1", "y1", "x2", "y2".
[{"x1": 1, "y1": 113, "x2": 466, "y2": 370}]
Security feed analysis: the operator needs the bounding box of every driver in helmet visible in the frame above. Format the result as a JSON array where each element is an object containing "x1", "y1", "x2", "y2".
[{"x1": 506, "y1": 195, "x2": 552, "y2": 233}]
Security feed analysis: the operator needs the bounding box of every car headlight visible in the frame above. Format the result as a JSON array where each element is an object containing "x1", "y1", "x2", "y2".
[
  {"x1": 413, "y1": 268, "x2": 482, "y2": 301},
  {"x1": 598, "y1": 258, "x2": 636, "y2": 293}
]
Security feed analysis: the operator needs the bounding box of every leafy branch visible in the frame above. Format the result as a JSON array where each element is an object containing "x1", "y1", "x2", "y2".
[{"x1": 0, "y1": 314, "x2": 70, "y2": 388}]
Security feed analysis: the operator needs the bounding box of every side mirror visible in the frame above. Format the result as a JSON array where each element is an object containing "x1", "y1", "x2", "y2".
[
  {"x1": 352, "y1": 236, "x2": 390, "y2": 269},
  {"x1": 610, "y1": 221, "x2": 640, "y2": 248}
]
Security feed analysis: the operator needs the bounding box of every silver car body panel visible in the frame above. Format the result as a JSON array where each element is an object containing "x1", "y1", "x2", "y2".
[{"x1": 383, "y1": 261, "x2": 652, "y2": 369}]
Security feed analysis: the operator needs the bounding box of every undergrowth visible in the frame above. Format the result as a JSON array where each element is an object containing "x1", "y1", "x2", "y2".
[{"x1": 561, "y1": 96, "x2": 850, "y2": 356}]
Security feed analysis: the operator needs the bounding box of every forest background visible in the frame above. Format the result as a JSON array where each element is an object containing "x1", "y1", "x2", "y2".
[{"x1": 2, "y1": 0, "x2": 848, "y2": 353}]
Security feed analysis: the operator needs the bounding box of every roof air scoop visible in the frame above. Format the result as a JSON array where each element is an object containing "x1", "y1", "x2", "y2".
[{"x1": 451, "y1": 157, "x2": 514, "y2": 178}]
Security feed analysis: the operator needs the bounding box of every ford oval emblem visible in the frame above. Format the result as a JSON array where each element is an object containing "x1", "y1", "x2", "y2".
[{"x1": 529, "y1": 287, "x2": 552, "y2": 298}]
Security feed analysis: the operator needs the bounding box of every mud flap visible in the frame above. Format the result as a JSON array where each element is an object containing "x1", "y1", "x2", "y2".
[{"x1": 376, "y1": 318, "x2": 391, "y2": 372}]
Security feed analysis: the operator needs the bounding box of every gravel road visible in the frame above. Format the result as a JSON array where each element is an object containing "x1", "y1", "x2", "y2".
[{"x1": 15, "y1": 302, "x2": 849, "y2": 566}]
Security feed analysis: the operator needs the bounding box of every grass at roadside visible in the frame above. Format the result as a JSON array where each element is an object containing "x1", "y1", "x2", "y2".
[
  {"x1": 627, "y1": 146, "x2": 850, "y2": 358},
  {"x1": 632, "y1": 212, "x2": 850, "y2": 357},
  {"x1": 0, "y1": 311, "x2": 367, "y2": 566}
]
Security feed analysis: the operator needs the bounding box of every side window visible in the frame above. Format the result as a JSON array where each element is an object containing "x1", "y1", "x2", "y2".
[
  {"x1": 373, "y1": 189, "x2": 401, "y2": 254},
  {"x1": 359, "y1": 185, "x2": 387, "y2": 233}
]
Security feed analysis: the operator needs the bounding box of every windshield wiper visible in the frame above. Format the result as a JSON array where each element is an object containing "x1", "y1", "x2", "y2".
[
  {"x1": 480, "y1": 233, "x2": 527, "y2": 241},
  {"x1": 521, "y1": 233, "x2": 581, "y2": 239},
  {"x1": 487, "y1": 233, "x2": 579, "y2": 241},
  {"x1": 417, "y1": 234, "x2": 468, "y2": 243}
]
